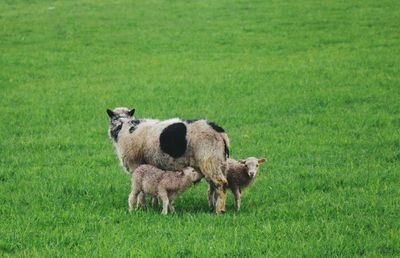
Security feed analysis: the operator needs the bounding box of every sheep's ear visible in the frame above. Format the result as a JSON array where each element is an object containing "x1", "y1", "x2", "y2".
[
  {"x1": 238, "y1": 160, "x2": 246, "y2": 164},
  {"x1": 258, "y1": 159, "x2": 266, "y2": 164},
  {"x1": 107, "y1": 109, "x2": 116, "y2": 119},
  {"x1": 128, "y1": 109, "x2": 135, "y2": 116}
]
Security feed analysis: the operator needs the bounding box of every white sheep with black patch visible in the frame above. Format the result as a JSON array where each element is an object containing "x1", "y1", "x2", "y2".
[{"x1": 106, "y1": 107, "x2": 230, "y2": 213}]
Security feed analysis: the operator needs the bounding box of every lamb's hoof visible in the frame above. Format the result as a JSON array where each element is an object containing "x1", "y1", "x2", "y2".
[{"x1": 138, "y1": 204, "x2": 147, "y2": 210}]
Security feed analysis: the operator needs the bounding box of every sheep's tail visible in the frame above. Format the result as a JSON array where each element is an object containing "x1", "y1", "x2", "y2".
[{"x1": 220, "y1": 133, "x2": 230, "y2": 159}]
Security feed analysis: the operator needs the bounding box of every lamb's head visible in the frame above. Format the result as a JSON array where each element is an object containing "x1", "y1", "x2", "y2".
[
  {"x1": 106, "y1": 107, "x2": 136, "y2": 142},
  {"x1": 182, "y1": 167, "x2": 203, "y2": 184},
  {"x1": 238, "y1": 157, "x2": 266, "y2": 178}
]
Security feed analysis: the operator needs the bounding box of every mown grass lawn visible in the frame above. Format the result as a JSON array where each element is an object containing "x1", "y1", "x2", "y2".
[{"x1": 1, "y1": 0, "x2": 399, "y2": 257}]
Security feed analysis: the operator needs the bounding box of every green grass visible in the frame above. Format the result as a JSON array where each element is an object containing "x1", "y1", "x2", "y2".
[{"x1": 1, "y1": 0, "x2": 399, "y2": 257}]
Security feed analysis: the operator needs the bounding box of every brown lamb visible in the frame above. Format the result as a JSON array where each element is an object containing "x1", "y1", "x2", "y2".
[{"x1": 209, "y1": 157, "x2": 266, "y2": 211}]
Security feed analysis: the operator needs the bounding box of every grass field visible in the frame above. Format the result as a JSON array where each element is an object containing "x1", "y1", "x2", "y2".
[{"x1": 1, "y1": 0, "x2": 399, "y2": 257}]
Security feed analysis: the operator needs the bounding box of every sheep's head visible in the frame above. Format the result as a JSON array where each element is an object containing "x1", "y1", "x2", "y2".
[
  {"x1": 106, "y1": 107, "x2": 135, "y2": 120},
  {"x1": 183, "y1": 167, "x2": 203, "y2": 184},
  {"x1": 238, "y1": 157, "x2": 266, "y2": 178},
  {"x1": 106, "y1": 107, "x2": 135, "y2": 142}
]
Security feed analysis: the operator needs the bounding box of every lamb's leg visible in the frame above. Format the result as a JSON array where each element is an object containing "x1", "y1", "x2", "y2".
[
  {"x1": 137, "y1": 192, "x2": 146, "y2": 209},
  {"x1": 128, "y1": 189, "x2": 140, "y2": 212},
  {"x1": 151, "y1": 196, "x2": 159, "y2": 207},
  {"x1": 168, "y1": 198, "x2": 175, "y2": 213},
  {"x1": 158, "y1": 190, "x2": 169, "y2": 215},
  {"x1": 233, "y1": 188, "x2": 242, "y2": 211}
]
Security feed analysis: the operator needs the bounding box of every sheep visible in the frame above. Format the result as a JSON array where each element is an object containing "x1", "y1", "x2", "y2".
[
  {"x1": 208, "y1": 157, "x2": 266, "y2": 211},
  {"x1": 129, "y1": 165, "x2": 203, "y2": 215},
  {"x1": 107, "y1": 107, "x2": 230, "y2": 213}
]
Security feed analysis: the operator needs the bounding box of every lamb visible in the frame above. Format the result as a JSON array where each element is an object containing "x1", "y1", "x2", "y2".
[
  {"x1": 107, "y1": 107, "x2": 230, "y2": 213},
  {"x1": 129, "y1": 165, "x2": 203, "y2": 215},
  {"x1": 208, "y1": 157, "x2": 266, "y2": 211}
]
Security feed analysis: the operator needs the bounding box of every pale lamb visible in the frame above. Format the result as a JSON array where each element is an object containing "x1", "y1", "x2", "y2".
[{"x1": 129, "y1": 165, "x2": 203, "y2": 215}]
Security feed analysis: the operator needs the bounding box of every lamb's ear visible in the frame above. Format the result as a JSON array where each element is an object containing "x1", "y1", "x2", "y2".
[
  {"x1": 128, "y1": 109, "x2": 135, "y2": 117},
  {"x1": 238, "y1": 160, "x2": 246, "y2": 164},
  {"x1": 258, "y1": 159, "x2": 266, "y2": 164},
  {"x1": 107, "y1": 109, "x2": 116, "y2": 119}
]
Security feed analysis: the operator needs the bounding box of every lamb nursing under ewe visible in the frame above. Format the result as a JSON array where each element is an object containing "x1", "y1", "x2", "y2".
[
  {"x1": 107, "y1": 107, "x2": 229, "y2": 213},
  {"x1": 129, "y1": 165, "x2": 203, "y2": 215}
]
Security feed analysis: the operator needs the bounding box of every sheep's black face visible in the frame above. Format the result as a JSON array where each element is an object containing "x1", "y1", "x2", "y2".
[
  {"x1": 107, "y1": 107, "x2": 135, "y2": 121},
  {"x1": 108, "y1": 119, "x2": 123, "y2": 142},
  {"x1": 106, "y1": 107, "x2": 135, "y2": 142}
]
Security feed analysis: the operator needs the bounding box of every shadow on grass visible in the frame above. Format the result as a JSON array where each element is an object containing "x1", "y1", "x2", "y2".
[
  {"x1": 127, "y1": 199, "x2": 213, "y2": 216},
  {"x1": 126, "y1": 197, "x2": 254, "y2": 216},
  {"x1": 90, "y1": 181, "x2": 258, "y2": 216}
]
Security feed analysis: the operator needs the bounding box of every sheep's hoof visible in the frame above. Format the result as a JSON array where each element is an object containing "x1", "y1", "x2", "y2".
[{"x1": 215, "y1": 208, "x2": 226, "y2": 214}]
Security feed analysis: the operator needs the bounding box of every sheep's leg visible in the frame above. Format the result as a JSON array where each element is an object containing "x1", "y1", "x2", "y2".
[
  {"x1": 199, "y1": 159, "x2": 228, "y2": 214},
  {"x1": 208, "y1": 182, "x2": 216, "y2": 208},
  {"x1": 212, "y1": 165, "x2": 228, "y2": 214},
  {"x1": 215, "y1": 184, "x2": 227, "y2": 214},
  {"x1": 209, "y1": 183, "x2": 219, "y2": 209},
  {"x1": 158, "y1": 190, "x2": 169, "y2": 215},
  {"x1": 213, "y1": 186, "x2": 219, "y2": 207},
  {"x1": 128, "y1": 189, "x2": 140, "y2": 212},
  {"x1": 233, "y1": 188, "x2": 241, "y2": 211}
]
